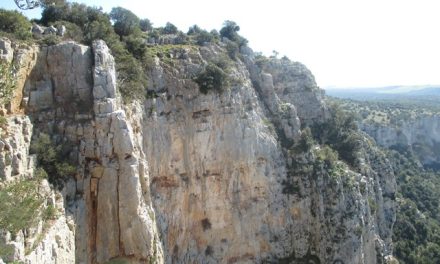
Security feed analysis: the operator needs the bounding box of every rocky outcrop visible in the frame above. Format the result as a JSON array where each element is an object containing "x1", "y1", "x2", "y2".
[
  {"x1": 141, "y1": 44, "x2": 394, "y2": 263},
  {"x1": 0, "y1": 38, "x2": 39, "y2": 115},
  {"x1": 31, "y1": 24, "x2": 66, "y2": 38},
  {"x1": 0, "y1": 38, "x2": 396, "y2": 264},
  {"x1": 0, "y1": 116, "x2": 33, "y2": 181},
  {"x1": 7, "y1": 40, "x2": 163, "y2": 263},
  {"x1": 259, "y1": 58, "x2": 328, "y2": 125}
]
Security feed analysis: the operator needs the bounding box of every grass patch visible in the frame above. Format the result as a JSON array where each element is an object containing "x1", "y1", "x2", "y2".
[
  {"x1": 146, "y1": 44, "x2": 196, "y2": 66},
  {"x1": 368, "y1": 197, "x2": 378, "y2": 215}
]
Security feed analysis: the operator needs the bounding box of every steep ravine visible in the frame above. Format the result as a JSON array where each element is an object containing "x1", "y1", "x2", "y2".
[{"x1": 0, "y1": 39, "x2": 396, "y2": 264}]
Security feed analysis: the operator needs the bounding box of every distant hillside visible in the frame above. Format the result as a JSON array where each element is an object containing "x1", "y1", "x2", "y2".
[
  {"x1": 325, "y1": 85, "x2": 440, "y2": 99},
  {"x1": 407, "y1": 87, "x2": 440, "y2": 96},
  {"x1": 325, "y1": 85, "x2": 440, "y2": 111}
]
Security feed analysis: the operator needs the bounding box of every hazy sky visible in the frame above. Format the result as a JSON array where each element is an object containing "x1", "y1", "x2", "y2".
[{"x1": 2, "y1": 0, "x2": 440, "y2": 88}]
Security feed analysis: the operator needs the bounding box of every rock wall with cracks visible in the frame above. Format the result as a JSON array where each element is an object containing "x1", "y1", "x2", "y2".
[
  {"x1": 0, "y1": 38, "x2": 396, "y2": 264},
  {"x1": 72, "y1": 40, "x2": 164, "y2": 264},
  {"x1": 1, "y1": 39, "x2": 163, "y2": 263}
]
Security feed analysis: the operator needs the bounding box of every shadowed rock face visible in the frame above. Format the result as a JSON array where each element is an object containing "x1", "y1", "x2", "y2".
[{"x1": 0, "y1": 39, "x2": 396, "y2": 264}]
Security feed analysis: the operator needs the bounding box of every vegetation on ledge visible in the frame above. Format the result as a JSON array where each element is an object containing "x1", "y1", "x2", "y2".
[{"x1": 0, "y1": 1, "x2": 254, "y2": 101}]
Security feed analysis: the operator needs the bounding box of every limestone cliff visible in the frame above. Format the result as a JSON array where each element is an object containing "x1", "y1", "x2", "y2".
[
  {"x1": 0, "y1": 38, "x2": 396, "y2": 264},
  {"x1": 360, "y1": 116, "x2": 440, "y2": 168}
]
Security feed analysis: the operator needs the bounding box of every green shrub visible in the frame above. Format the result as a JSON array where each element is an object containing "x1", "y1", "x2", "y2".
[
  {"x1": 194, "y1": 63, "x2": 228, "y2": 94},
  {"x1": 124, "y1": 35, "x2": 152, "y2": 66},
  {"x1": 187, "y1": 25, "x2": 217, "y2": 46},
  {"x1": 38, "y1": 34, "x2": 61, "y2": 46},
  {"x1": 212, "y1": 55, "x2": 232, "y2": 71},
  {"x1": 254, "y1": 53, "x2": 269, "y2": 68},
  {"x1": 316, "y1": 145, "x2": 339, "y2": 164},
  {"x1": 148, "y1": 28, "x2": 161, "y2": 40},
  {"x1": 0, "y1": 59, "x2": 16, "y2": 106},
  {"x1": 292, "y1": 127, "x2": 314, "y2": 153},
  {"x1": 30, "y1": 133, "x2": 76, "y2": 187},
  {"x1": 83, "y1": 15, "x2": 117, "y2": 46},
  {"x1": 226, "y1": 41, "x2": 239, "y2": 60},
  {"x1": 139, "y1": 18, "x2": 152, "y2": 32},
  {"x1": 0, "y1": 244, "x2": 14, "y2": 261},
  {"x1": 34, "y1": 167, "x2": 48, "y2": 179},
  {"x1": 220, "y1": 20, "x2": 240, "y2": 42},
  {"x1": 0, "y1": 179, "x2": 44, "y2": 234},
  {"x1": 110, "y1": 7, "x2": 141, "y2": 37},
  {"x1": 187, "y1": 24, "x2": 202, "y2": 35},
  {"x1": 43, "y1": 205, "x2": 57, "y2": 221},
  {"x1": 195, "y1": 30, "x2": 213, "y2": 45},
  {"x1": 0, "y1": 116, "x2": 7, "y2": 127},
  {"x1": 368, "y1": 197, "x2": 378, "y2": 214},
  {"x1": 220, "y1": 20, "x2": 248, "y2": 48},
  {"x1": 116, "y1": 54, "x2": 147, "y2": 102},
  {"x1": 0, "y1": 9, "x2": 32, "y2": 40},
  {"x1": 174, "y1": 32, "x2": 189, "y2": 45},
  {"x1": 311, "y1": 103, "x2": 361, "y2": 167},
  {"x1": 39, "y1": 2, "x2": 68, "y2": 25},
  {"x1": 162, "y1": 22, "x2": 178, "y2": 34},
  {"x1": 39, "y1": 2, "x2": 149, "y2": 103}
]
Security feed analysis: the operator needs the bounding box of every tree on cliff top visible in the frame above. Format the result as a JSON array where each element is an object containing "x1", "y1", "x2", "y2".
[
  {"x1": 109, "y1": 7, "x2": 141, "y2": 37},
  {"x1": 220, "y1": 20, "x2": 240, "y2": 41},
  {"x1": 220, "y1": 20, "x2": 248, "y2": 47},
  {"x1": 0, "y1": 8, "x2": 32, "y2": 39}
]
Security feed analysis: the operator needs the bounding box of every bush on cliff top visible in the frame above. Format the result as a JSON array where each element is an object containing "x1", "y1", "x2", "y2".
[
  {"x1": 39, "y1": 2, "x2": 149, "y2": 102},
  {"x1": 2, "y1": 2, "x2": 249, "y2": 101},
  {"x1": 0, "y1": 9, "x2": 32, "y2": 40}
]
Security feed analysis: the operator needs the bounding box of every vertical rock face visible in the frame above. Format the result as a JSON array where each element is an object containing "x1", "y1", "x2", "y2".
[
  {"x1": 85, "y1": 40, "x2": 162, "y2": 263},
  {"x1": 1, "y1": 39, "x2": 396, "y2": 264},
  {"x1": 141, "y1": 45, "x2": 395, "y2": 264},
  {"x1": 25, "y1": 41, "x2": 93, "y2": 113}
]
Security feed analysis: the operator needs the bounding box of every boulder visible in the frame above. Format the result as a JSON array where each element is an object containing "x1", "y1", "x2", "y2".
[
  {"x1": 43, "y1": 25, "x2": 57, "y2": 35},
  {"x1": 31, "y1": 24, "x2": 45, "y2": 37},
  {"x1": 57, "y1": 25, "x2": 66, "y2": 36}
]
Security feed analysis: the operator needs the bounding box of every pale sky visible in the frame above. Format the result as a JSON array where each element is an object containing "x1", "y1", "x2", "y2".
[{"x1": 2, "y1": 0, "x2": 440, "y2": 88}]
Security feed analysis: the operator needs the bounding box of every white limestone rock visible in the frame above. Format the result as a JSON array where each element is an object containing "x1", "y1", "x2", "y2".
[{"x1": 0, "y1": 38, "x2": 13, "y2": 63}]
